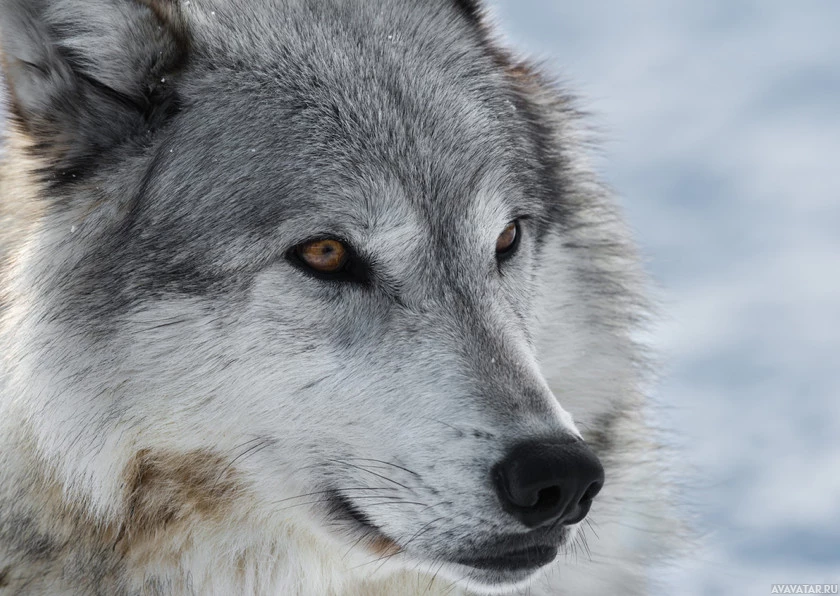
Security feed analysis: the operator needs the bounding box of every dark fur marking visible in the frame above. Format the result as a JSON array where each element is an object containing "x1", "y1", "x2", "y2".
[
  {"x1": 503, "y1": 62, "x2": 578, "y2": 236},
  {"x1": 452, "y1": 0, "x2": 483, "y2": 22},
  {"x1": 1, "y1": 514, "x2": 59, "y2": 562}
]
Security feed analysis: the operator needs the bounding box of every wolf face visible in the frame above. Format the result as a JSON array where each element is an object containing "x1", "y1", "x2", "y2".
[{"x1": 0, "y1": 1, "x2": 649, "y2": 594}]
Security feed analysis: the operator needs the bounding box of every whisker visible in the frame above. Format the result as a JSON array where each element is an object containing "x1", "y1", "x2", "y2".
[
  {"x1": 271, "y1": 493, "x2": 406, "y2": 510},
  {"x1": 585, "y1": 518, "x2": 600, "y2": 540},
  {"x1": 361, "y1": 500, "x2": 429, "y2": 508},
  {"x1": 368, "y1": 514, "x2": 444, "y2": 576},
  {"x1": 579, "y1": 528, "x2": 592, "y2": 562},
  {"x1": 417, "y1": 415, "x2": 463, "y2": 433},
  {"x1": 425, "y1": 558, "x2": 447, "y2": 593},
  {"x1": 347, "y1": 521, "x2": 440, "y2": 572},
  {"x1": 223, "y1": 436, "x2": 267, "y2": 457},
  {"x1": 213, "y1": 437, "x2": 276, "y2": 489},
  {"x1": 401, "y1": 516, "x2": 445, "y2": 552},
  {"x1": 271, "y1": 487, "x2": 397, "y2": 506},
  {"x1": 341, "y1": 533, "x2": 369, "y2": 560},
  {"x1": 343, "y1": 457, "x2": 422, "y2": 478},
  {"x1": 326, "y1": 459, "x2": 416, "y2": 491}
]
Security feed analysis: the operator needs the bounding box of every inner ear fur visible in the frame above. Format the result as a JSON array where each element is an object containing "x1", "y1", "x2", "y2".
[{"x1": 0, "y1": 0, "x2": 189, "y2": 179}]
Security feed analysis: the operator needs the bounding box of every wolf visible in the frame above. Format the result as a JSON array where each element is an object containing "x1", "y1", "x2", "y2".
[{"x1": 0, "y1": 0, "x2": 675, "y2": 594}]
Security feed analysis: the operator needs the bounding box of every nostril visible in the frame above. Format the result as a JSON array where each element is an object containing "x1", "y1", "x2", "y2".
[
  {"x1": 581, "y1": 479, "x2": 603, "y2": 503},
  {"x1": 533, "y1": 486, "x2": 562, "y2": 512}
]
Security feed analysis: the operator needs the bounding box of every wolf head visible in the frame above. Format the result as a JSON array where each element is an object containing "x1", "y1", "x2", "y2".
[{"x1": 0, "y1": 0, "x2": 647, "y2": 593}]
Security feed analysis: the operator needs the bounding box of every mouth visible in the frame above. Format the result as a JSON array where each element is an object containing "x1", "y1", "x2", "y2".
[
  {"x1": 446, "y1": 533, "x2": 567, "y2": 590},
  {"x1": 328, "y1": 490, "x2": 378, "y2": 529},
  {"x1": 326, "y1": 490, "x2": 402, "y2": 556},
  {"x1": 327, "y1": 491, "x2": 565, "y2": 584},
  {"x1": 456, "y1": 544, "x2": 559, "y2": 572}
]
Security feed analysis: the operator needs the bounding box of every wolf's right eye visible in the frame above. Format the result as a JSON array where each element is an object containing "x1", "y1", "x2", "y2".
[
  {"x1": 288, "y1": 238, "x2": 370, "y2": 283},
  {"x1": 296, "y1": 239, "x2": 348, "y2": 273}
]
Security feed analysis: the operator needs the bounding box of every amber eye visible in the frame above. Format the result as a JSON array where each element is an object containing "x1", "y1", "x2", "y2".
[
  {"x1": 496, "y1": 220, "x2": 519, "y2": 256},
  {"x1": 295, "y1": 238, "x2": 349, "y2": 273}
]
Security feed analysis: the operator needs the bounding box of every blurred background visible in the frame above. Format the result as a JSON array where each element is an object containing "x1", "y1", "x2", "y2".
[{"x1": 490, "y1": 0, "x2": 840, "y2": 594}]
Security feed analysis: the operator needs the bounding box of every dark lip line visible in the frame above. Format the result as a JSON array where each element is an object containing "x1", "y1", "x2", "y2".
[
  {"x1": 327, "y1": 490, "x2": 562, "y2": 575},
  {"x1": 455, "y1": 544, "x2": 559, "y2": 572},
  {"x1": 327, "y1": 490, "x2": 381, "y2": 530}
]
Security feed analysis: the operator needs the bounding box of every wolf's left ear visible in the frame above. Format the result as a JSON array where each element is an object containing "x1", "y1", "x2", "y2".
[{"x1": 0, "y1": 0, "x2": 188, "y2": 177}]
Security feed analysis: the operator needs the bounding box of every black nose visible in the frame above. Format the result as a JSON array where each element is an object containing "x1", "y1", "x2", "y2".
[{"x1": 492, "y1": 439, "x2": 605, "y2": 529}]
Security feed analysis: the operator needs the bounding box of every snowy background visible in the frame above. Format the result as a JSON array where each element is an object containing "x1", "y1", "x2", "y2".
[{"x1": 490, "y1": 0, "x2": 840, "y2": 594}]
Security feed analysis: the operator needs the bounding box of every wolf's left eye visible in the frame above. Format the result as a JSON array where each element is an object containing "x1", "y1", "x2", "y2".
[{"x1": 496, "y1": 220, "x2": 520, "y2": 259}]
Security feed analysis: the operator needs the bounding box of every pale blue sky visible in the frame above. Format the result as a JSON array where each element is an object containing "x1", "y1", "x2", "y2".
[{"x1": 490, "y1": 1, "x2": 840, "y2": 594}]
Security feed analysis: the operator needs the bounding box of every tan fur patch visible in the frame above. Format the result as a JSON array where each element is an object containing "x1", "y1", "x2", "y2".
[
  {"x1": 117, "y1": 449, "x2": 242, "y2": 552},
  {"x1": 367, "y1": 535, "x2": 402, "y2": 558},
  {"x1": 0, "y1": 433, "x2": 250, "y2": 592},
  {"x1": 506, "y1": 63, "x2": 540, "y2": 86}
]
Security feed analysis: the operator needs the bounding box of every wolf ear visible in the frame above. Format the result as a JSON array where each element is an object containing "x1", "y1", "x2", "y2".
[
  {"x1": 452, "y1": 0, "x2": 484, "y2": 22},
  {"x1": 0, "y1": 0, "x2": 188, "y2": 178}
]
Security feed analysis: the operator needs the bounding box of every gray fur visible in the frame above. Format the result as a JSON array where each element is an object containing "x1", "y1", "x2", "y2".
[{"x1": 0, "y1": 1, "x2": 676, "y2": 594}]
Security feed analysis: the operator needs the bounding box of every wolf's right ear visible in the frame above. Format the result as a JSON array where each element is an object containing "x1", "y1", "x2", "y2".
[
  {"x1": 452, "y1": 0, "x2": 484, "y2": 23},
  {"x1": 0, "y1": 0, "x2": 188, "y2": 179}
]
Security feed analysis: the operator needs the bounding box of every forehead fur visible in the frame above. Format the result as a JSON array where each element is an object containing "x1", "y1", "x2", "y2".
[
  {"x1": 2, "y1": 0, "x2": 571, "y2": 327},
  {"x1": 168, "y1": 0, "x2": 543, "y2": 214}
]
